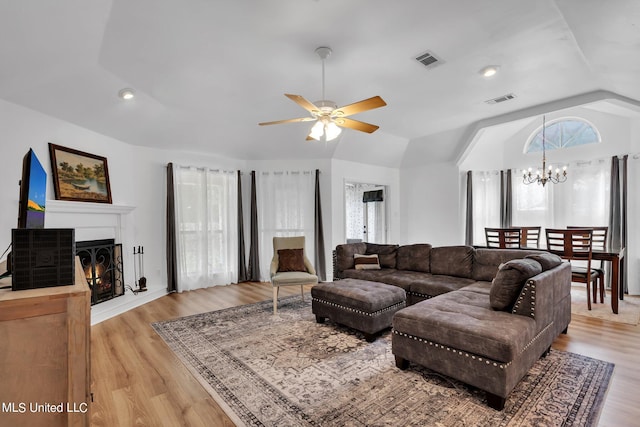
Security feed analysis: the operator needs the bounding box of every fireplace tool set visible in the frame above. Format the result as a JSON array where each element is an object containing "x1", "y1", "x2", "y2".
[{"x1": 126, "y1": 246, "x2": 147, "y2": 294}]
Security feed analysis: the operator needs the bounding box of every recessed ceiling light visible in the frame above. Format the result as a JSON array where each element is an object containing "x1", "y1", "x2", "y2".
[
  {"x1": 480, "y1": 65, "x2": 500, "y2": 78},
  {"x1": 118, "y1": 88, "x2": 135, "y2": 100}
]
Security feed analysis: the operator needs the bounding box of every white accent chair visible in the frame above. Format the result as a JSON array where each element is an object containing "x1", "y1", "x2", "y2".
[{"x1": 270, "y1": 236, "x2": 318, "y2": 314}]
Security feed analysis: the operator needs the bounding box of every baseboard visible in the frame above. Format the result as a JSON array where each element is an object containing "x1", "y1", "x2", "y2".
[{"x1": 90, "y1": 288, "x2": 167, "y2": 325}]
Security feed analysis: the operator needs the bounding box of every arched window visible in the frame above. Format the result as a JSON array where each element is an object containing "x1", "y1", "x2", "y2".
[{"x1": 525, "y1": 117, "x2": 600, "y2": 153}]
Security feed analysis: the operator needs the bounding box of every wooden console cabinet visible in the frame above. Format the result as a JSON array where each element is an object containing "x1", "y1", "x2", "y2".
[{"x1": 0, "y1": 258, "x2": 90, "y2": 427}]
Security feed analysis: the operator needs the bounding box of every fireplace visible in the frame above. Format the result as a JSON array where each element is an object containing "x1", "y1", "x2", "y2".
[{"x1": 76, "y1": 239, "x2": 124, "y2": 305}]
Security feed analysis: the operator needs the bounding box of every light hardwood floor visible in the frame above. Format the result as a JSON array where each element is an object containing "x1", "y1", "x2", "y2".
[{"x1": 90, "y1": 282, "x2": 640, "y2": 427}]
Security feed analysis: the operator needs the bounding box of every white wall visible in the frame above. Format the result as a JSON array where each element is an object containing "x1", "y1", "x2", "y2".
[{"x1": 399, "y1": 127, "x2": 467, "y2": 246}]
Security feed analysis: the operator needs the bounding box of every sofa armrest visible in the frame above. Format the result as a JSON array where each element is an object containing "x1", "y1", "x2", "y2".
[{"x1": 511, "y1": 262, "x2": 571, "y2": 330}]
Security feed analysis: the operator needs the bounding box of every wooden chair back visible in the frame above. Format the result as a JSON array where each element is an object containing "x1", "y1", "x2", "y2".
[
  {"x1": 545, "y1": 228, "x2": 594, "y2": 262},
  {"x1": 515, "y1": 226, "x2": 541, "y2": 248},
  {"x1": 485, "y1": 227, "x2": 521, "y2": 248},
  {"x1": 567, "y1": 226, "x2": 607, "y2": 251}
]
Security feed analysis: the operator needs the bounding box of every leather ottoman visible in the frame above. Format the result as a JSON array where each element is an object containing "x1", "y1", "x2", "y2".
[{"x1": 311, "y1": 278, "x2": 406, "y2": 342}]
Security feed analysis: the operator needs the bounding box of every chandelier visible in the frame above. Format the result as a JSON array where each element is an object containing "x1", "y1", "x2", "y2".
[{"x1": 523, "y1": 116, "x2": 567, "y2": 186}]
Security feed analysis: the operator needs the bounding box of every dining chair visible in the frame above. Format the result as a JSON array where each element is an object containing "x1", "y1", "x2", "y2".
[
  {"x1": 270, "y1": 236, "x2": 318, "y2": 314},
  {"x1": 485, "y1": 227, "x2": 521, "y2": 248},
  {"x1": 515, "y1": 226, "x2": 541, "y2": 249},
  {"x1": 567, "y1": 226, "x2": 608, "y2": 303},
  {"x1": 545, "y1": 228, "x2": 600, "y2": 310}
]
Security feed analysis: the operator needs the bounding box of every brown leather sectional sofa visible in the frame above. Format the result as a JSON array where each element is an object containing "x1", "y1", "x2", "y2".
[{"x1": 333, "y1": 242, "x2": 572, "y2": 410}]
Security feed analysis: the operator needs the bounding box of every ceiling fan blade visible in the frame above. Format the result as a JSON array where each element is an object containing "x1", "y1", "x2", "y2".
[
  {"x1": 335, "y1": 117, "x2": 380, "y2": 133},
  {"x1": 258, "y1": 117, "x2": 316, "y2": 126},
  {"x1": 285, "y1": 94, "x2": 320, "y2": 114},
  {"x1": 333, "y1": 96, "x2": 387, "y2": 117}
]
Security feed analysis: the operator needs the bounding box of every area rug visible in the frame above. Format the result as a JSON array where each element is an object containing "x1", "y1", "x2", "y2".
[
  {"x1": 152, "y1": 296, "x2": 614, "y2": 427},
  {"x1": 570, "y1": 286, "x2": 640, "y2": 325}
]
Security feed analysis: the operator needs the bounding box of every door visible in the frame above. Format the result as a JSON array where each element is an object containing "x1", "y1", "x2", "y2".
[{"x1": 344, "y1": 181, "x2": 387, "y2": 243}]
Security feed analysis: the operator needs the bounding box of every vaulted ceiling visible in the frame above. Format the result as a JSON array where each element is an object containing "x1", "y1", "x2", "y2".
[{"x1": 1, "y1": 0, "x2": 639, "y2": 165}]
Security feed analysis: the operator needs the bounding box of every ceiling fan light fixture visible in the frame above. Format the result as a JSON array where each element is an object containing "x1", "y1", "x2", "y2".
[
  {"x1": 309, "y1": 121, "x2": 324, "y2": 140},
  {"x1": 325, "y1": 121, "x2": 342, "y2": 140}
]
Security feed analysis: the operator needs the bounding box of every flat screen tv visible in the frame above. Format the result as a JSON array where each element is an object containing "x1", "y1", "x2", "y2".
[{"x1": 17, "y1": 148, "x2": 47, "y2": 229}]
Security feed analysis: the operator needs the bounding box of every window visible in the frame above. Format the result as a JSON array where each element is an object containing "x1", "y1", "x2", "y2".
[
  {"x1": 174, "y1": 167, "x2": 238, "y2": 290},
  {"x1": 525, "y1": 118, "x2": 600, "y2": 153},
  {"x1": 256, "y1": 170, "x2": 315, "y2": 281}
]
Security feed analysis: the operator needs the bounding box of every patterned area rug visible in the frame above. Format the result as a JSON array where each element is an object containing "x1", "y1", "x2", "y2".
[
  {"x1": 570, "y1": 286, "x2": 640, "y2": 325},
  {"x1": 152, "y1": 296, "x2": 614, "y2": 427}
]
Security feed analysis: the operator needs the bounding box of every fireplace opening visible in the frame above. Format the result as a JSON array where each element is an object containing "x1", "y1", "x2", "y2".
[{"x1": 76, "y1": 239, "x2": 124, "y2": 305}]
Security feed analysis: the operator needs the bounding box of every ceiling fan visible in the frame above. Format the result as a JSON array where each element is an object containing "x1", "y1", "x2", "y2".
[{"x1": 259, "y1": 47, "x2": 387, "y2": 141}]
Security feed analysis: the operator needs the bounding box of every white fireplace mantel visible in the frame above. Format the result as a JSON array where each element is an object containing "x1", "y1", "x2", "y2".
[
  {"x1": 46, "y1": 200, "x2": 135, "y2": 216},
  {"x1": 45, "y1": 199, "x2": 135, "y2": 248}
]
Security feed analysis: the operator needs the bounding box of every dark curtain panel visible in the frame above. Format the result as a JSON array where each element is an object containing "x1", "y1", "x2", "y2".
[
  {"x1": 622, "y1": 155, "x2": 629, "y2": 293},
  {"x1": 609, "y1": 156, "x2": 621, "y2": 251},
  {"x1": 314, "y1": 169, "x2": 326, "y2": 281},
  {"x1": 504, "y1": 169, "x2": 512, "y2": 227},
  {"x1": 499, "y1": 171, "x2": 505, "y2": 227},
  {"x1": 608, "y1": 155, "x2": 630, "y2": 294},
  {"x1": 236, "y1": 171, "x2": 248, "y2": 282},
  {"x1": 499, "y1": 169, "x2": 513, "y2": 227},
  {"x1": 165, "y1": 163, "x2": 178, "y2": 293},
  {"x1": 465, "y1": 171, "x2": 473, "y2": 245},
  {"x1": 247, "y1": 171, "x2": 261, "y2": 281}
]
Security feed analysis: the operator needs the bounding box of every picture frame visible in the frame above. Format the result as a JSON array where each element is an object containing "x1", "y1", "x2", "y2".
[{"x1": 48, "y1": 143, "x2": 112, "y2": 203}]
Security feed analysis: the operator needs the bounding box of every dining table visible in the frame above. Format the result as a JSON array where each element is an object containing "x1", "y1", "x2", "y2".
[{"x1": 591, "y1": 246, "x2": 625, "y2": 314}]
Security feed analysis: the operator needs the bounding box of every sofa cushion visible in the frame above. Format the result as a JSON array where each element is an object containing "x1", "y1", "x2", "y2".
[
  {"x1": 472, "y1": 248, "x2": 542, "y2": 281},
  {"x1": 396, "y1": 244, "x2": 432, "y2": 273},
  {"x1": 277, "y1": 248, "x2": 306, "y2": 272},
  {"x1": 365, "y1": 243, "x2": 399, "y2": 269},
  {"x1": 354, "y1": 254, "x2": 381, "y2": 270},
  {"x1": 381, "y1": 270, "x2": 432, "y2": 291},
  {"x1": 408, "y1": 274, "x2": 476, "y2": 298},
  {"x1": 393, "y1": 289, "x2": 537, "y2": 362},
  {"x1": 490, "y1": 259, "x2": 543, "y2": 311},
  {"x1": 430, "y1": 246, "x2": 474, "y2": 278},
  {"x1": 525, "y1": 253, "x2": 563, "y2": 271},
  {"x1": 336, "y1": 243, "x2": 367, "y2": 272},
  {"x1": 341, "y1": 268, "x2": 397, "y2": 283}
]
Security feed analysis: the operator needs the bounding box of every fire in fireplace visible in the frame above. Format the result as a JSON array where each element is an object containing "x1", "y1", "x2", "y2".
[{"x1": 76, "y1": 239, "x2": 124, "y2": 305}]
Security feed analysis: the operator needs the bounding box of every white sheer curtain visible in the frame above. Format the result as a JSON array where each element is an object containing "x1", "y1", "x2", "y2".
[
  {"x1": 345, "y1": 182, "x2": 366, "y2": 241},
  {"x1": 512, "y1": 159, "x2": 610, "y2": 243},
  {"x1": 174, "y1": 166, "x2": 238, "y2": 291},
  {"x1": 471, "y1": 171, "x2": 502, "y2": 245},
  {"x1": 256, "y1": 170, "x2": 315, "y2": 281}
]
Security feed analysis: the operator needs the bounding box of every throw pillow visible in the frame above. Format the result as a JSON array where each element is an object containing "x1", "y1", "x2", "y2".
[
  {"x1": 525, "y1": 253, "x2": 563, "y2": 271},
  {"x1": 490, "y1": 258, "x2": 542, "y2": 311},
  {"x1": 354, "y1": 254, "x2": 381, "y2": 270},
  {"x1": 277, "y1": 248, "x2": 306, "y2": 272}
]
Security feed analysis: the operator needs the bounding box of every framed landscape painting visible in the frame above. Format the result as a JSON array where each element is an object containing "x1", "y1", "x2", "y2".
[{"x1": 48, "y1": 143, "x2": 112, "y2": 203}]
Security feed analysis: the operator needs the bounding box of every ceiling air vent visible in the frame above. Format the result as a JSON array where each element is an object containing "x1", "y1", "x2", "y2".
[
  {"x1": 485, "y1": 93, "x2": 517, "y2": 104},
  {"x1": 415, "y1": 51, "x2": 441, "y2": 68}
]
